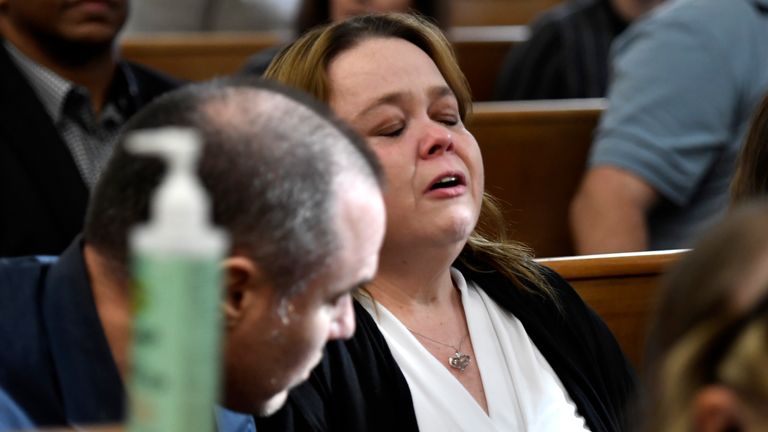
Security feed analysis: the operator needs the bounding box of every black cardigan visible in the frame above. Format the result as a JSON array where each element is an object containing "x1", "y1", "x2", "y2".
[{"x1": 256, "y1": 260, "x2": 636, "y2": 432}]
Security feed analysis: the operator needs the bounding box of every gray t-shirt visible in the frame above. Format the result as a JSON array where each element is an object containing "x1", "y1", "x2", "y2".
[{"x1": 590, "y1": 0, "x2": 768, "y2": 249}]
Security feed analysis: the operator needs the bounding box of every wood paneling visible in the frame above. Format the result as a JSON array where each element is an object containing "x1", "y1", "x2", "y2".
[
  {"x1": 468, "y1": 99, "x2": 605, "y2": 258},
  {"x1": 120, "y1": 32, "x2": 285, "y2": 81},
  {"x1": 539, "y1": 250, "x2": 687, "y2": 368}
]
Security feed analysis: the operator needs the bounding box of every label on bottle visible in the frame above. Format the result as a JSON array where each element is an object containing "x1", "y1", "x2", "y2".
[{"x1": 127, "y1": 254, "x2": 223, "y2": 432}]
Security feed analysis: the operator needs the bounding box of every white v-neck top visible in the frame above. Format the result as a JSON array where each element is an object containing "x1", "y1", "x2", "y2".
[{"x1": 357, "y1": 268, "x2": 590, "y2": 431}]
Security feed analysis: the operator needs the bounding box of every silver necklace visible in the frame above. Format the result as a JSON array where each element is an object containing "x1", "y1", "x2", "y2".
[{"x1": 407, "y1": 327, "x2": 472, "y2": 372}]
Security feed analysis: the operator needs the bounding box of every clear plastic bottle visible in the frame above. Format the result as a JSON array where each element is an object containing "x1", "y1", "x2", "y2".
[{"x1": 126, "y1": 127, "x2": 229, "y2": 432}]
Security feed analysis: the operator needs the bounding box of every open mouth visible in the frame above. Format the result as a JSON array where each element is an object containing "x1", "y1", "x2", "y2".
[{"x1": 428, "y1": 173, "x2": 466, "y2": 191}]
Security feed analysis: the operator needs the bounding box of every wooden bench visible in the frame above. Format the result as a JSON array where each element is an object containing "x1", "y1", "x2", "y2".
[
  {"x1": 450, "y1": 0, "x2": 562, "y2": 26},
  {"x1": 467, "y1": 99, "x2": 605, "y2": 258},
  {"x1": 120, "y1": 28, "x2": 528, "y2": 101},
  {"x1": 450, "y1": 26, "x2": 528, "y2": 101},
  {"x1": 538, "y1": 250, "x2": 687, "y2": 369},
  {"x1": 120, "y1": 32, "x2": 286, "y2": 81}
]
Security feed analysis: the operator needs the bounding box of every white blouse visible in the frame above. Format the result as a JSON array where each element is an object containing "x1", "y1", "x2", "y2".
[{"x1": 357, "y1": 268, "x2": 590, "y2": 432}]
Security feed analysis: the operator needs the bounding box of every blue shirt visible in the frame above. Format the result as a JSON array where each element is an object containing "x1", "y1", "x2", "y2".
[
  {"x1": 590, "y1": 0, "x2": 768, "y2": 249},
  {"x1": 216, "y1": 407, "x2": 257, "y2": 432},
  {"x1": 0, "y1": 387, "x2": 34, "y2": 432}
]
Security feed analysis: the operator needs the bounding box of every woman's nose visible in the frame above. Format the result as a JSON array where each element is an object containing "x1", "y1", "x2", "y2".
[{"x1": 418, "y1": 123, "x2": 454, "y2": 159}]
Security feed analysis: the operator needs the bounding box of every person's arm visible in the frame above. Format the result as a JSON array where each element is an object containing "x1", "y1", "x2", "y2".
[{"x1": 570, "y1": 166, "x2": 659, "y2": 254}]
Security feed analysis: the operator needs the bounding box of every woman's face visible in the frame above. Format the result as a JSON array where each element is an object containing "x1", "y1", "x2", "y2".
[
  {"x1": 327, "y1": 37, "x2": 484, "y2": 250},
  {"x1": 330, "y1": 0, "x2": 413, "y2": 22}
]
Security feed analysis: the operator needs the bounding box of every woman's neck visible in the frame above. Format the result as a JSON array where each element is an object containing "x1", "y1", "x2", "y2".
[{"x1": 368, "y1": 240, "x2": 464, "y2": 313}]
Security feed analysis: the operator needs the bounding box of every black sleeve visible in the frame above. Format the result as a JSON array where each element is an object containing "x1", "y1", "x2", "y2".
[{"x1": 541, "y1": 267, "x2": 638, "y2": 432}]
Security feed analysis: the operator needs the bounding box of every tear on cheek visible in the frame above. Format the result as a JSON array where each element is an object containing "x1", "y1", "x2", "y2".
[{"x1": 278, "y1": 298, "x2": 296, "y2": 325}]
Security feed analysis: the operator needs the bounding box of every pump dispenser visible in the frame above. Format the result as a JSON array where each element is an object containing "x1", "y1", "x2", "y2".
[{"x1": 126, "y1": 127, "x2": 228, "y2": 432}]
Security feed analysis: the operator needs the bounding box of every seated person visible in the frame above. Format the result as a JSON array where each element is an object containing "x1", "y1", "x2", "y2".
[
  {"x1": 241, "y1": 0, "x2": 445, "y2": 76},
  {"x1": 261, "y1": 13, "x2": 635, "y2": 432},
  {"x1": 494, "y1": 0, "x2": 663, "y2": 101},
  {"x1": 732, "y1": 91, "x2": 768, "y2": 204},
  {"x1": 0, "y1": 0, "x2": 178, "y2": 257},
  {"x1": 0, "y1": 78, "x2": 386, "y2": 430},
  {"x1": 643, "y1": 202, "x2": 768, "y2": 431},
  {"x1": 570, "y1": 0, "x2": 768, "y2": 253}
]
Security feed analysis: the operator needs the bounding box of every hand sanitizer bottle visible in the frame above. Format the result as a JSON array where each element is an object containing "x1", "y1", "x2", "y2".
[{"x1": 126, "y1": 127, "x2": 229, "y2": 432}]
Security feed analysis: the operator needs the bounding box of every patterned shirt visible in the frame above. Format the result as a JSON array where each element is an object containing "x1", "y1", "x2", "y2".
[{"x1": 4, "y1": 41, "x2": 138, "y2": 188}]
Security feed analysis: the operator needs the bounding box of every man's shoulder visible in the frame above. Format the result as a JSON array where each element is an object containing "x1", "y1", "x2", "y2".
[
  {"x1": 0, "y1": 256, "x2": 55, "y2": 314},
  {"x1": 621, "y1": 0, "x2": 763, "y2": 48},
  {"x1": 122, "y1": 61, "x2": 182, "y2": 99}
]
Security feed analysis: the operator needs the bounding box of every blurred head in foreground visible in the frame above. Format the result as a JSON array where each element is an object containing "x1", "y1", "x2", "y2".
[{"x1": 645, "y1": 202, "x2": 768, "y2": 432}]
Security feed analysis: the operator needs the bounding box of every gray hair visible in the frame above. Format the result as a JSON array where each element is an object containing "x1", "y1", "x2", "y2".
[{"x1": 85, "y1": 77, "x2": 383, "y2": 295}]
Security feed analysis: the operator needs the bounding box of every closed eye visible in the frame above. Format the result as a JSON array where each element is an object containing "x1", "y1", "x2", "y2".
[
  {"x1": 438, "y1": 117, "x2": 459, "y2": 126},
  {"x1": 376, "y1": 124, "x2": 405, "y2": 138}
]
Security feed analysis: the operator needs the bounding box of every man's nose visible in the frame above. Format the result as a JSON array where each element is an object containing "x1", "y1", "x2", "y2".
[{"x1": 328, "y1": 294, "x2": 356, "y2": 340}]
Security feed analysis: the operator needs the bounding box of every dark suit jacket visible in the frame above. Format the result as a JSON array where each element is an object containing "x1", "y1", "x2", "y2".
[
  {"x1": 0, "y1": 240, "x2": 124, "y2": 426},
  {"x1": 0, "y1": 41, "x2": 178, "y2": 257}
]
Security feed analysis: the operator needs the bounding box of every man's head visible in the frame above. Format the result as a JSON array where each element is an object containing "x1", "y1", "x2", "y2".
[
  {"x1": 0, "y1": 0, "x2": 127, "y2": 64},
  {"x1": 84, "y1": 77, "x2": 386, "y2": 414}
]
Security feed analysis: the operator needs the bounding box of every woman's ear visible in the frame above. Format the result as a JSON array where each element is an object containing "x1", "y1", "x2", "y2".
[
  {"x1": 692, "y1": 385, "x2": 743, "y2": 432},
  {"x1": 221, "y1": 256, "x2": 264, "y2": 329}
]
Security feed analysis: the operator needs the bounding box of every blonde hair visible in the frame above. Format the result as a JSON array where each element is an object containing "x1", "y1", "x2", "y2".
[
  {"x1": 265, "y1": 13, "x2": 553, "y2": 299},
  {"x1": 645, "y1": 202, "x2": 768, "y2": 431}
]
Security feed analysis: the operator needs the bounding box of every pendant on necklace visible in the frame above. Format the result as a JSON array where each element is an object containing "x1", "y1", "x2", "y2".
[{"x1": 449, "y1": 351, "x2": 471, "y2": 372}]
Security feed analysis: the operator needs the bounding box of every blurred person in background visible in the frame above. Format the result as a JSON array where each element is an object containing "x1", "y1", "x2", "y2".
[
  {"x1": 0, "y1": 0, "x2": 178, "y2": 257},
  {"x1": 241, "y1": 0, "x2": 446, "y2": 76},
  {"x1": 643, "y1": 202, "x2": 768, "y2": 431},
  {"x1": 494, "y1": 0, "x2": 663, "y2": 100},
  {"x1": 570, "y1": 0, "x2": 768, "y2": 254}
]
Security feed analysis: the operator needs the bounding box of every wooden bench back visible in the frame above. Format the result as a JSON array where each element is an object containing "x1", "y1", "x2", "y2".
[
  {"x1": 538, "y1": 250, "x2": 687, "y2": 368},
  {"x1": 450, "y1": 26, "x2": 527, "y2": 101},
  {"x1": 468, "y1": 99, "x2": 604, "y2": 258},
  {"x1": 120, "y1": 28, "x2": 528, "y2": 101},
  {"x1": 120, "y1": 32, "x2": 285, "y2": 81}
]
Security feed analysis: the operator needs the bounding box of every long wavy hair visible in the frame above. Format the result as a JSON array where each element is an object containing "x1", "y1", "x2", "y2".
[{"x1": 265, "y1": 12, "x2": 553, "y2": 299}]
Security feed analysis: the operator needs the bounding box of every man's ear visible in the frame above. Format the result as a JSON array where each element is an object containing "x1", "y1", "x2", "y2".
[
  {"x1": 692, "y1": 385, "x2": 743, "y2": 432},
  {"x1": 221, "y1": 256, "x2": 267, "y2": 329}
]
